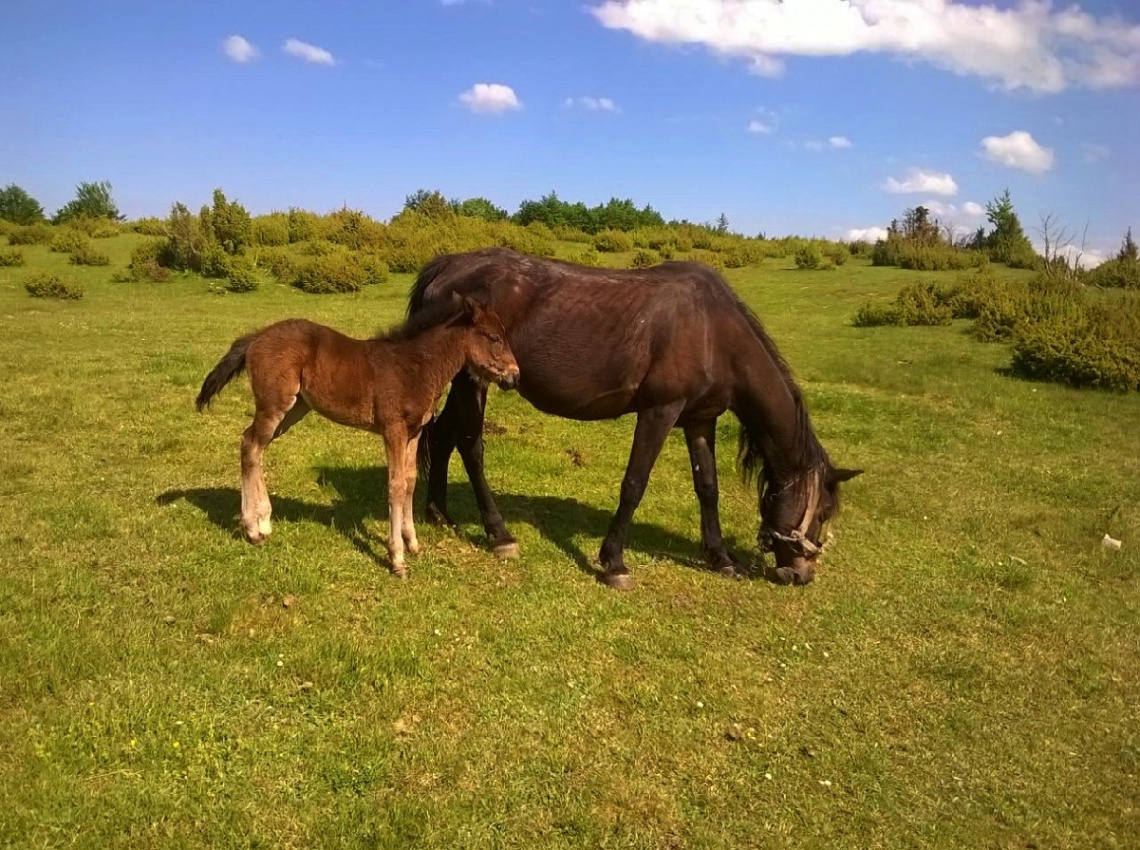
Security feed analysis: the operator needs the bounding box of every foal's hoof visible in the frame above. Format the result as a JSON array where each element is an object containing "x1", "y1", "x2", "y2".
[
  {"x1": 716, "y1": 564, "x2": 741, "y2": 580},
  {"x1": 600, "y1": 572, "x2": 634, "y2": 591},
  {"x1": 493, "y1": 541, "x2": 520, "y2": 560},
  {"x1": 391, "y1": 566, "x2": 407, "y2": 580},
  {"x1": 245, "y1": 529, "x2": 267, "y2": 546}
]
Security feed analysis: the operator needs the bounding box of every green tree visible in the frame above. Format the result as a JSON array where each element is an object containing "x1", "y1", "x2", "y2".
[
  {"x1": 403, "y1": 189, "x2": 454, "y2": 221},
  {"x1": 1118, "y1": 227, "x2": 1138, "y2": 262},
  {"x1": 0, "y1": 184, "x2": 45, "y2": 224},
  {"x1": 53, "y1": 180, "x2": 123, "y2": 223},
  {"x1": 984, "y1": 189, "x2": 1036, "y2": 265},
  {"x1": 714, "y1": 213, "x2": 730, "y2": 234},
  {"x1": 199, "y1": 188, "x2": 252, "y2": 254},
  {"x1": 452, "y1": 197, "x2": 508, "y2": 221}
]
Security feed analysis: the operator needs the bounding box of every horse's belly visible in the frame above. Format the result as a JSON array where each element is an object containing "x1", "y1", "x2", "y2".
[{"x1": 515, "y1": 357, "x2": 637, "y2": 421}]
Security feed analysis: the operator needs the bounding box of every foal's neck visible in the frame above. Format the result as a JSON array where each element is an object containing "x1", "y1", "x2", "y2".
[{"x1": 372, "y1": 324, "x2": 470, "y2": 397}]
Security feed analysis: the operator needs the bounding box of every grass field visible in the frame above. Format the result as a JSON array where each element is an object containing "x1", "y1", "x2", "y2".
[{"x1": 1, "y1": 234, "x2": 1137, "y2": 848}]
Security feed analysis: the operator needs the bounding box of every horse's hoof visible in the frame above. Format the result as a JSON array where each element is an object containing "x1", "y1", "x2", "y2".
[
  {"x1": 426, "y1": 505, "x2": 456, "y2": 527},
  {"x1": 716, "y1": 564, "x2": 740, "y2": 580},
  {"x1": 406, "y1": 541, "x2": 421, "y2": 555},
  {"x1": 770, "y1": 564, "x2": 815, "y2": 586},
  {"x1": 600, "y1": 572, "x2": 634, "y2": 591},
  {"x1": 493, "y1": 541, "x2": 520, "y2": 560},
  {"x1": 245, "y1": 530, "x2": 266, "y2": 546},
  {"x1": 392, "y1": 566, "x2": 407, "y2": 579}
]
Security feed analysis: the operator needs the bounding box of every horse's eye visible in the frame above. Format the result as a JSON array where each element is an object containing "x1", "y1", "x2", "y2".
[{"x1": 490, "y1": 335, "x2": 502, "y2": 344}]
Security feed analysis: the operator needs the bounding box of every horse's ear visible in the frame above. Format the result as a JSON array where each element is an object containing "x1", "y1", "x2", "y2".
[
  {"x1": 461, "y1": 295, "x2": 482, "y2": 321},
  {"x1": 829, "y1": 467, "x2": 863, "y2": 484}
]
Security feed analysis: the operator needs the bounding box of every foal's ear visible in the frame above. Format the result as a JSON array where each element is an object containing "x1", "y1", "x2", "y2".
[{"x1": 829, "y1": 467, "x2": 864, "y2": 484}]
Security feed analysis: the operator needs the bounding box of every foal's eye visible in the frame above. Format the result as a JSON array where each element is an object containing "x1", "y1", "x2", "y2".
[{"x1": 490, "y1": 335, "x2": 502, "y2": 344}]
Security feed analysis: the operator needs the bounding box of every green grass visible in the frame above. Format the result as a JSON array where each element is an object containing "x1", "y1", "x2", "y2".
[{"x1": 1, "y1": 234, "x2": 1138, "y2": 848}]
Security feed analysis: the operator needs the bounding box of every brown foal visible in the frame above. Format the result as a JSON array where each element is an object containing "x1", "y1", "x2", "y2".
[{"x1": 196, "y1": 297, "x2": 519, "y2": 576}]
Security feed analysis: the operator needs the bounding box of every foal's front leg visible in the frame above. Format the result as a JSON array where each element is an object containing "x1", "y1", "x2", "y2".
[
  {"x1": 384, "y1": 430, "x2": 409, "y2": 577},
  {"x1": 402, "y1": 433, "x2": 421, "y2": 555}
]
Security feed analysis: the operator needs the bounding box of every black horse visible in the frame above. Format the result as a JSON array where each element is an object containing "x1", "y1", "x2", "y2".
[{"x1": 408, "y1": 248, "x2": 860, "y2": 588}]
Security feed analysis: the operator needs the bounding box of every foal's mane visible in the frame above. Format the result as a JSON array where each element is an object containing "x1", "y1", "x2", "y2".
[
  {"x1": 724, "y1": 283, "x2": 829, "y2": 492},
  {"x1": 374, "y1": 297, "x2": 466, "y2": 342}
]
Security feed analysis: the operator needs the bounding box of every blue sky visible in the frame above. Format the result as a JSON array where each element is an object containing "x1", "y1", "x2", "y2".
[{"x1": 3, "y1": 0, "x2": 1138, "y2": 260}]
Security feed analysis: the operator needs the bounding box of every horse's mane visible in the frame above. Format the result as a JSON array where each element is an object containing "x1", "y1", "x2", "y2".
[{"x1": 723, "y1": 283, "x2": 830, "y2": 491}]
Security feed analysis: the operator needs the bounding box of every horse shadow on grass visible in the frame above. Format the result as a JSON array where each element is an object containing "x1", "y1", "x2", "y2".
[{"x1": 158, "y1": 465, "x2": 757, "y2": 582}]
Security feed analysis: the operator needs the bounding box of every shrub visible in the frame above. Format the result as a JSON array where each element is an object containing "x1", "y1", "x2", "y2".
[
  {"x1": 794, "y1": 243, "x2": 823, "y2": 270},
  {"x1": 1011, "y1": 294, "x2": 1140, "y2": 391},
  {"x1": 593, "y1": 229, "x2": 633, "y2": 253},
  {"x1": 1086, "y1": 257, "x2": 1140, "y2": 290},
  {"x1": 224, "y1": 265, "x2": 260, "y2": 293},
  {"x1": 823, "y1": 243, "x2": 850, "y2": 267},
  {"x1": 90, "y1": 224, "x2": 120, "y2": 239},
  {"x1": 358, "y1": 254, "x2": 390, "y2": 286},
  {"x1": 252, "y1": 214, "x2": 290, "y2": 247},
  {"x1": 49, "y1": 229, "x2": 89, "y2": 253},
  {"x1": 658, "y1": 243, "x2": 676, "y2": 261},
  {"x1": 630, "y1": 248, "x2": 660, "y2": 269},
  {"x1": 287, "y1": 207, "x2": 320, "y2": 243},
  {"x1": 126, "y1": 238, "x2": 169, "y2": 281},
  {"x1": 691, "y1": 250, "x2": 726, "y2": 271},
  {"x1": 293, "y1": 253, "x2": 367, "y2": 294},
  {"x1": 198, "y1": 245, "x2": 233, "y2": 279},
  {"x1": 258, "y1": 247, "x2": 299, "y2": 281},
  {"x1": 674, "y1": 236, "x2": 693, "y2": 253},
  {"x1": 570, "y1": 248, "x2": 603, "y2": 268},
  {"x1": 553, "y1": 225, "x2": 592, "y2": 244},
  {"x1": 68, "y1": 242, "x2": 112, "y2": 266},
  {"x1": 160, "y1": 202, "x2": 210, "y2": 271},
  {"x1": 25, "y1": 272, "x2": 83, "y2": 300},
  {"x1": 130, "y1": 217, "x2": 167, "y2": 236},
  {"x1": 6, "y1": 223, "x2": 53, "y2": 245},
  {"x1": 0, "y1": 248, "x2": 24, "y2": 267},
  {"x1": 200, "y1": 188, "x2": 252, "y2": 254},
  {"x1": 853, "y1": 301, "x2": 905, "y2": 327},
  {"x1": 298, "y1": 240, "x2": 337, "y2": 256},
  {"x1": 895, "y1": 281, "x2": 953, "y2": 326},
  {"x1": 324, "y1": 207, "x2": 387, "y2": 251}
]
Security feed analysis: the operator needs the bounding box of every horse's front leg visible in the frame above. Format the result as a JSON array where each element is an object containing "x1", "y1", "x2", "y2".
[
  {"x1": 384, "y1": 430, "x2": 408, "y2": 577},
  {"x1": 451, "y1": 371, "x2": 518, "y2": 559},
  {"x1": 683, "y1": 420, "x2": 741, "y2": 577},
  {"x1": 598, "y1": 402, "x2": 685, "y2": 590}
]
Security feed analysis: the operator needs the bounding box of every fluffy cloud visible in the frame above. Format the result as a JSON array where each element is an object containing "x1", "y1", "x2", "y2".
[
  {"x1": 980, "y1": 131, "x2": 1055, "y2": 173},
  {"x1": 1082, "y1": 142, "x2": 1110, "y2": 164},
  {"x1": 846, "y1": 226, "x2": 890, "y2": 243},
  {"x1": 922, "y1": 199, "x2": 985, "y2": 221},
  {"x1": 828, "y1": 135, "x2": 852, "y2": 149},
  {"x1": 222, "y1": 35, "x2": 258, "y2": 64},
  {"x1": 746, "y1": 107, "x2": 778, "y2": 135},
  {"x1": 883, "y1": 168, "x2": 958, "y2": 196},
  {"x1": 283, "y1": 38, "x2": 335, "y2": 66},
  {"x1": 565, "y1": 96, "x2": 620, "y2": 112},
  {"x1": 590, "y1": 0, "x2": 1140, "y2": 94},
  {"x1": 459, "y1": 83, "x2": 523, "y2": 114}
]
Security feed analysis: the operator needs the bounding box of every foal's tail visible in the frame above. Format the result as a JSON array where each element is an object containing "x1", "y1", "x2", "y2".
[{"x1": 196, "y1": 332, "x2": 257, "y2": 412}]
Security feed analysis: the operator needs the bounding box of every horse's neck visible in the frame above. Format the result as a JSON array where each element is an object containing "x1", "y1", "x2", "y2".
[
  {"x1": 373, "y1": 326, "x2": 468, "y2": 396},
  {"x1": 733, "y1": 353, "x2": 815, "y2": 478}
]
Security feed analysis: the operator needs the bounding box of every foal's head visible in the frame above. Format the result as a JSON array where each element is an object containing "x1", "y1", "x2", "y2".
[
  {"x1": 760, "y1": 464, "x2": 862, "y2": 585},
  {"x1": 453, "y1": 296, "x2": 520, "y2": 390}
]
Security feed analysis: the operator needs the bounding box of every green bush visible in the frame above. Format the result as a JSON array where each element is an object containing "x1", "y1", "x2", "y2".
[
  {"x1": 252, "y1": 214, "x2": 290, "y2": 247},
  {"x1": 293, "y1": 253, "x2": 367, "y2": 294},
  {"x1": 49, "y1": 229, "x2": 88, "y2": 253},
  {"x1": 198, "y1": 245, "x2": 233, "y2": 279},
  {"x1": 0, "y1": 247, "x2": 24, "y2": 267},
  {"x1": 630, "y1": 248, "x2": 660, "y2": 269},
  {"x1": 68, "y1": 242, "x2": 112, "y2": 266},
  {"x1": 553, "y1": 225, "x2": 592, "y2": 244},
  {"x1": 358, "y1": 254, "x2": 390, "y2": 286},
  {"x1": 287, "y1": 208, "x2": 320, "y2": 243},
  {"x1": 130, "y1": 217, "x2": 167, "y2": 236},
  {"x1": 6, "y1": 223, "x2": 53, "y2": 245},
  {"x1": 1011, "y1": 294, "x2": 1140, "y2": 391},
  {"x1": 298, "y1": 240, "x2": 337, "y2": 256},
  {"x1": 160, "y1": 202, "x2": 210, "y2": 271},
  {"x1": 570, "y1": 248, "x2": 603, "y2": 268},
  {"x1": 258, "y1": 247, "x2": 299, "y2": 281},
  {"x1": 691, "y1": 250, "x2": 726, "y2": 271},
  {"x1": 593, "y1": 229, "x2": 633, "y2": 253},
  {"x1": 895, "y1": 281, "x2": 953, "y2": 326},
  {"x1": 90, "y1": 224, "x2": 120, "y2": 239},
  {"x1": 794, "y1": 243, "x2": 823, "y2": 270},
  {"x1": 126, "y1": 239, "x2": 169, "y2": 281},
  {"x1": 853, "y1": 301, "x2": 905, "y2": 327},
  {"x1": 200, "y1": 189, "x2": 252, "y2": 254},
  {"x1": 24, "y1": 272, "x2": 83, "y2": 300},
  {"x1": 673, "y1": 236, "x2": 693, "y2": 253},
  {"x1": 323, "y1": 207, "x2": 387, "y2": 251},
  {"x1": 1086, "y1": 257, "x2": 1140, "y2": 290},
  {"x1": 823, "y1": 243, "x2": 850, "y2": 267},
  {"x1": 224, "y1": 265, "x2": 260, "y2": 293},
  {"x1": 658, "y1": 243, "x2": 676, "y2": 261}
]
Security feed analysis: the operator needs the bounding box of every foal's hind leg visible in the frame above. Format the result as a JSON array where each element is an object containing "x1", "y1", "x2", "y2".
[
  {"x1": 240, "y1": 398, "x2": 308, "y2": 544},
  {"x1": 383, "y1": 429, "x2": 409, "y2": 577},
  {"x1": 683, "y1": 420, "x2": 740, "y2": 578},
  {"x1": 402, "y1": 433, "x2": 421, "y2": 555}
]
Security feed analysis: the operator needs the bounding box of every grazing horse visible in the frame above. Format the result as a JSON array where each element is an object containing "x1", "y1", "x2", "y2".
[
  {"x1": 195, "y1": 296, "x2": 520, "y2": 577},
  {"x1": 408, "y1": 248, "x2": 860, "y2": 588}
]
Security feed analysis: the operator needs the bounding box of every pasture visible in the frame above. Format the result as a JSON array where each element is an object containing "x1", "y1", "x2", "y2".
[{"x1": 1, "y1": 234, "x2": 1137, "y2": 848}]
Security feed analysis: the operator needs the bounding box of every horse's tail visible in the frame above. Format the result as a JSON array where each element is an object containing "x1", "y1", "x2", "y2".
[
  {"x1": 406, "y1": 253, "x2": 453, "y2": 319},
  {"x1": 196, "y1": 332, "x2": 256, "y2": 412},
  {"x1": 417, "y1": 415, "x2": 435, "y2": 479}
]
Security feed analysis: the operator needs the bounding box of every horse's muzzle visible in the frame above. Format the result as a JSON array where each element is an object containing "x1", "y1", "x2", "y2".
[{"x1": 498, "y1": 369, "x2": 520, "y2": 391}]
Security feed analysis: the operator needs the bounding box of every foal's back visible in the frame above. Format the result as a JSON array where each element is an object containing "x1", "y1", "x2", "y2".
[{"x1": 247, "y1": 319, "x2": 381, "y2": 431}]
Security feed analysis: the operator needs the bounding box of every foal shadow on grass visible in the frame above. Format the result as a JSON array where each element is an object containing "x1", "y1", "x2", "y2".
[{"x1": 159, "y1": 465, "x2": 757, "y2": 581}]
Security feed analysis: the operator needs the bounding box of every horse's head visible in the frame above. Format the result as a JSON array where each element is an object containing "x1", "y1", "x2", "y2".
[
  {"x1": 454, "y1": 295, "x2": 520, "y2": 390},
  {"x1": 760, "y1": 464, "x2": 862, "y2": 585}
]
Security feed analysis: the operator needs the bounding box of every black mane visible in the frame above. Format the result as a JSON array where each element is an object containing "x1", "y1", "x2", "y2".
[{"x1": 376, "y1": 296, "x2": 465, "y2": 342}]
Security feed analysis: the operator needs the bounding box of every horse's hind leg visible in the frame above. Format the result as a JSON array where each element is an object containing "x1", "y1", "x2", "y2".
[
  {"x1": 402, "y1": 433, "x2": 421, "y2": 555},
  {"x1": 683, "y1": 420, "x2": 739, "y2": 577},
  {"x1": 240, "y1": 397, "x2": 305, "y2": 544}
]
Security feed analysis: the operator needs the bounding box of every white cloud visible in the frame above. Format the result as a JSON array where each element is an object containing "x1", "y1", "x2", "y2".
[
  {"x1": 283, "y1": 38, "x2": 335, "y2": 66},
  {"x1": 846, "y1": 226, "x2": 890, "y2": 243},
  {"x1": 804, "y1": 140, "x2": 825, "y2": 151},
  {"x1": 883, "y1": 168, "x2": 958, "y2": 196},
  {"x1": 565, "y1": 96, "x2": 620, "y2": 112},
  {"x1": 980, "y1": 131, "x2": 1054, "y2": 173},
  {"x1": 961, "y1": 201, "x2": 985, "y2": 218},
  {"x1": 459, "y1": 83, "x2": 522, "y2": 113},
  {"x1": 1082, "y1": 142, "x2": 1110, "y2": 164},
  {"x1": 828, "y1": 135, "x2": 852, "y2": 149},
  {"x1": 746, "y1": 107, "x2": 778, "y2": 135},
  {"x1": 222, "y1": 35, "x2": 258, "y2": 64},
  {"x1": 921, "y1": 199, "x2": 985, "y2": 221},
  {"x1": 590, "y1": 0, "x2": 1140, "y2": 94}
]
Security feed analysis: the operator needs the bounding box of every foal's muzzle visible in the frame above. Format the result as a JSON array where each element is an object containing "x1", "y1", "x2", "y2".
[{"x1": 498, "y1": 369, "x2": 520, "y2": 391}]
